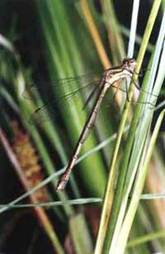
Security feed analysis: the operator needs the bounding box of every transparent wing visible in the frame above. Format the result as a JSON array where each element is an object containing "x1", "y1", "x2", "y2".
[
  {"x1": 27, "y1": 81, "x2": 135, "y2": 125},
  {"x1": 26, "y1": 73, "x2": 104, "y2": 124},
  {"x1": 22, "y1": 72, "x2": 102, "y2": 101},
  {"x1": 28, "y1": 85, "x2": 102, "y2": 125},
  {"x1": 24, "y1": 72, "x2": 159, "y2": 124}
]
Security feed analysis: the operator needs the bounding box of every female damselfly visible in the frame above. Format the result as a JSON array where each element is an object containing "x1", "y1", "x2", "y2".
[
  {"x1": 56, "y1": 58, "x2": 137, "y2": 190},
  {"x1": 24, "y1": 58, "x2": 157, "y2": 191}
]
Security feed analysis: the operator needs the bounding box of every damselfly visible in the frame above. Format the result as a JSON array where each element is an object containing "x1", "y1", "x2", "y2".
[
  {"x1": 24, "y1": 58, "x2": 157, "y2": 190},
  {"x1": 56, "y1": 58, "x2": 137, "y2": 190}
]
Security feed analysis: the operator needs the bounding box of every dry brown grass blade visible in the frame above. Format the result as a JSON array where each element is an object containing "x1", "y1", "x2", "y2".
[
  {"x1": 80, "y1": 0, "x2": 111, "y2": 69},
  {"x1": 80, "y1": 0, "x2": 125, "y2": 106}
]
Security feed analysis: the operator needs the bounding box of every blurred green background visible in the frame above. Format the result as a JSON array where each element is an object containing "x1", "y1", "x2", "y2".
[{"x1": 0, "y1": 0, "x2": 164, "y2": 253}]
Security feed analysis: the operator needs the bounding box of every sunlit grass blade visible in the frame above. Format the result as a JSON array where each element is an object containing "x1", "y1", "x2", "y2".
[{"x1": 95, "y1": 0, "x2": 163, "y2": 253}]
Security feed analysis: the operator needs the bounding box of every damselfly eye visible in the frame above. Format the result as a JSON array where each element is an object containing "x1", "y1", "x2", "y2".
[
  {"x1": 122, "y1": 58, "x2": 136, "y2": 72},
  {"x1": 122, "y1": 58, "x2": 135, "y2": 65}
]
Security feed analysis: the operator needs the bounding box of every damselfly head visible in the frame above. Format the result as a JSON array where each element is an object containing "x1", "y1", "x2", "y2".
[{"x1": 122, "y1": 58, "x2": 136, "y2": 73}]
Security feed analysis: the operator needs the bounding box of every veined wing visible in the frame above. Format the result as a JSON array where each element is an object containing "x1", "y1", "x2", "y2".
[
  {"x1": 23, "y1": 72, "x2": 159, "y2": 124},
  {"x1": 25, "y1": 72, "x2": 104, "y2": 124}
]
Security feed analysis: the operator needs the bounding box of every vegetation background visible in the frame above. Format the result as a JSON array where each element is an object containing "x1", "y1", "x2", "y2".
[{"x1": 0, "y1": 0, "x2": 164, "y2": 253}]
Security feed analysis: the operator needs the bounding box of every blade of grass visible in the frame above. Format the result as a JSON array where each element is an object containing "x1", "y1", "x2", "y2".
[
  {"x1": 105, "y1": 8, "x2": 165, "y2": 252},
  {"x1": 79, "y1": 0, "x2": 111, "y2": 69},
  {"x1": 127, "y1": 0, "x2": 140, "y2": 58},
  {"x1": 127, "y1": 229, "x2": 165, "y2": 248},
  {"x1": 95, "y1": 0, "x2": 162, "y2": 252},
  {"x1": 101, "y1": 0, "x2": 125, "y2": 64},
  {"x1": 69, "y1": 213, "x2": 93, "y2": 254},
  {"x1": 0, "y1": 198, "x2": 102, "y2": 209},
  {"x1": 116, "y1": 108, "x2": 165, "y2": 253}
]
